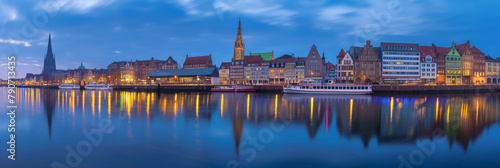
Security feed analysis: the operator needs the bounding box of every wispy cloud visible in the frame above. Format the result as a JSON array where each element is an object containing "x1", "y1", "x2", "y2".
[
  {"x1": 0, "y1": 38, "x2": 31, "y2": 47},
  {"x1": 114, "y1": 50, "x2": 121, "y2": 54},
  {"x1": 213, "y1": 0, "x2": 296, "y2": 26},
  {"x1": 173, "y1": 0, "x2": 214, "y2": 16},
  {"x1": 35, "y1": 0, "x2": 116, "y2": 14},
  {"x1": 317, "y1": 0, "x2": 431, "y2": 36},
  {"x1": 0, "y1": 1, "x2": 18, "y2": 23}
]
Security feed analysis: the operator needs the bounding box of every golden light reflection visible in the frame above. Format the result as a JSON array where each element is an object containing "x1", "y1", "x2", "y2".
[
  {"x1": 310, "y1": 97, "x2": 314, "y2": 121},
  {"x1": 247, "y1": 94, "x2": 250, "y2": 120},
  {"x1": 196, "y1": 94, "x2": 199, "y2": 118},
  {"x1": 98, "y1": 91, "x2": 102, "y2": 115},
  {"x1": 147, "y1": 93, "x2": 151, "y2": 117},
  {"x1": 350, "y1": 99, "x2": 353, "y2": 126},
  {"x1": 447, "y1": 104, "x2": 450, "y2": 124},
  {"x1": 108, "y1": 92, "x2": 111, "y2": 115},
  {"x1": 71, "y1": 91, "x2": 75, "y2": 114},
  {"x1": 275, "y1": 94, "x2": 278, "y2": 119},
  {"x1": 92, "y1": 91, "x2": 96, "y2": 117},
  {"x1": 82, "y1": 91, "x2": 85, "y2": 113},
  {"x1": 220, "y1": 94, "x2": 224, "y2": 118},
  {"x1": 435, "y1": 97, "x2": 439, "y2": 122},
  {"x1": 390, "y1": 97, "x2": 394, "y2": 123},
  {"x1": 476, "y1": 98, "x2": 479, "y2": 125}
]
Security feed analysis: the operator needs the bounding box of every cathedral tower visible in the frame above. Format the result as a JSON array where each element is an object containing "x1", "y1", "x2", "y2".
[
  {"x1": 42, "y1": 33, "x2": 56, "y2": 75},
  {"x1": 233, "y1": 18, "x2": 245, "y2": 60}
]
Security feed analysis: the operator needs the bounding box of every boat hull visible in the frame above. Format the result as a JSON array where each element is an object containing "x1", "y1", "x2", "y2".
[
  {"x1": 283, "y1": 88, "x2": 371, "y2": 94},
  {"x1": 59, "y1": 85, "x2": 80, "y2": 90},
  {"x1": 211, "y1": 88, "x2": 236, "y2": 92}
]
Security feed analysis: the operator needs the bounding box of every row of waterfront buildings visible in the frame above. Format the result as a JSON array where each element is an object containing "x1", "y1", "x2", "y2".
[{"x1": 20, "y1": 18, "x2": 500, "y2": 86}]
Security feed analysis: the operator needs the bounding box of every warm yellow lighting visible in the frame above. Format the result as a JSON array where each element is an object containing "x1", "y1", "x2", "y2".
[
  {"x1": 274, "y1": 94, "x2": 278, "y2": 119},
  {"x1": 220, "y1": 94, "x2": 224, "y2": 118},
  {"x1": 350, "y1": 99, "x2": 353, "y2": 126},
  {"x1": 310, "y1": 97, "x2": 314, "y2": 121},
  {"x1": 390, "y1": 97, "x2": 394, "y2": 123},
  {"x1": 196, "y1": 94, "x2": 199, "y2": 118},
  {"x1": 247, "y1": 94, "x2": 250, "y2": 119}
]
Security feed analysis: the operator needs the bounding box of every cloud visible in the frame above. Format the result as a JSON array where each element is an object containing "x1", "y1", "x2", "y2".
[
  {"x1": 173, "y1": 0, "x2": 214, "y2": 16},
  {"x1": 0, "y1": 1, "x2": 18, "y2": 23},
  {"x1": 0, "y1": 38, "x2": 31, "y2": 47},
  {"x1": 317, "y1": 0, "x2": 429, "y2": 37},
  {"x1": 35, "y1": 0, "x2": 116, "y2": 14},
  {"x1": 213, "y1": 0, "x2": 296, "y2": 26},
  {"x1": 114, "y1": 50, "x2": 121, "y2": 54}
]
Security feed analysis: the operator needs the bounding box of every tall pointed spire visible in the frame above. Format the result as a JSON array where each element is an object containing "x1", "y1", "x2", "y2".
[
  {"x1": 234, "y1": 17, "x2": 245, "y2": 60},
  {"x1": 42, "y1": 33, "x2": 56, "y2": 75}
]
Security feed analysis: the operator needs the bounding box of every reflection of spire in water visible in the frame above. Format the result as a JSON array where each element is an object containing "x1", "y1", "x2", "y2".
[
  {"x1": 233, "y1": 101, "x2": 243, "y2": 155},
  {"x1": 42, "y1": 89, "x2": 57, "y2": 141},
  {"x1": 306, "y1": 97, "x2": 323, "y2": 141}
]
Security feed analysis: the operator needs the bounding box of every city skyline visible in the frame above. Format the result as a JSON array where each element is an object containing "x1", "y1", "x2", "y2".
[{"x1": 1, "y1": 0, "x2": 500, "y2": 80}]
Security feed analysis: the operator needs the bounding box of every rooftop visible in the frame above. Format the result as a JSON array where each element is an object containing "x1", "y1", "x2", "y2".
[{"x1": 148, "y1": 68, "x2": 218, "y2": 78}]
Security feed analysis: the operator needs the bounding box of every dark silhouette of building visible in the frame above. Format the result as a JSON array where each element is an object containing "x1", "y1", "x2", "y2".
[{"x1": 42, "y1": 33, "x2": 56, "y2": 76}]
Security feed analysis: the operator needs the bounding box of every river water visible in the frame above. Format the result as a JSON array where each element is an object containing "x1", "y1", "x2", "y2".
[{"x1": 1, "y1": 87, "x2": 500, "y2": 168}]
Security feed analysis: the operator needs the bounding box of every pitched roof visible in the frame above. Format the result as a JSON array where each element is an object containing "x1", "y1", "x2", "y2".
[
  {"x1": 297, "y1": 57, "x2": 306, "y2": 62},
  {"x1": 349, "y1": 46, "x2": 382, "y2": 60},
  {"x1": 420, "y1": 46, "x2": 437, "y2": 58},
  {"x1": 148, "y1": 68, "x2": 218, "y2": 77},
  {"x1": 471, "y1": 46, "x2": 484, "y2": 54},
  {"x1": 220, "y1": 62, "x2": 232, "y2": 69},
  {"x1": 337, "y1": 48, "x2": 346, "y2": 58},
  {"x1": 325, "y1": 62, "x2": 335, "y2": 69},
  {"x1": 455, "y1": 41, "x2": 469, "y2": 55},
  {"x1": 244, "y1": 55, "x2": 264, "y2": 65},
  {"x1": 183, "y1": 55, "x2": 213, "y2": 66},
  {"x1": 435, "y1": 46, "x2": 451, "y2": 58}
]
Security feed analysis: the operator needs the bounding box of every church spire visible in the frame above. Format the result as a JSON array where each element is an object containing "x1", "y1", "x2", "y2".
[
  {"x1": 42, "y1": 33, "x2": 56, "y2": 75},
  {"x1": 47, "y1": 32, "x2": 53, "y2": 59},
  {"x1": 234, "y1": 17, "x2": 245, "y2": 60}
]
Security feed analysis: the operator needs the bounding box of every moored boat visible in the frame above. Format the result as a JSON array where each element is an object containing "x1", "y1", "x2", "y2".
[
  {"x1": 211, "y1": 85, "x2": 236, "y2": 92},
  {"x1": 59, "y1": 83, "x2": 80, "y2": 90},
  {"x1": 234, "y1": 84, "x2": 256, "y2": 92},
  {"x1": 283, "y1": 84, "x2": 372, "y2": 94},
  {"x1": 84, "y1": 83, "x2": 113, "y2": 90}
]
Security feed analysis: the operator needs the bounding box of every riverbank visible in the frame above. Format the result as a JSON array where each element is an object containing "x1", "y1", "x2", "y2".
[{"x1": 6, "y1": 84, "x2": 500, "y2": 93}]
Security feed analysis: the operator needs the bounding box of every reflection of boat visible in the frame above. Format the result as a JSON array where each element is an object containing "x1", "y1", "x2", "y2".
[
  {"x1": 211, "y1": 85, "x2": 256, "y2": 92},
  {"x1": 211, "y1": 85, "x2": 236, "y2": 92},
  {"x1": 282, "y1": 93, "x2": 372, "y2": 100},
  {"x1": 58, "y1": 83, "x2": 80, "y2": 90},
  {"x1": 84, "y1": 83, "x2": 113, "y2": 90},
  {"x1": 283, "y1": 84, "x2": 372, "y2": 94}
]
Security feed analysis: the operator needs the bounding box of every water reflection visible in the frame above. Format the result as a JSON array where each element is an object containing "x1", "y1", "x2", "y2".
[{"x1": 10, "y1": 88, "x2": 500, "y2": 154}]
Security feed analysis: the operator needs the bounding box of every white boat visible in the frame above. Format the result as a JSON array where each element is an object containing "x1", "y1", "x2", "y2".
[
  {"x1": 84, "y1": 83, "x2": 113, "y2": 90},
  {"x1": 59, "y1": 83, "x2": 80, "y2": 90},
  {"x1": 283, "y1": 84, "x2": 372, "y2": 94}
]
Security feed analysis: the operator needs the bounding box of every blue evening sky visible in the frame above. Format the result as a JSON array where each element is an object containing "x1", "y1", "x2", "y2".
[{"x1": 0, "y1": 0, "x2": 499, "y2": 79}]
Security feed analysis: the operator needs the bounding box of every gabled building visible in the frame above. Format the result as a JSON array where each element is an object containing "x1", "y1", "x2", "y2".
[
  {"x1": 351, "y1": 40, "x2": 382, "y2": 84},
  {"x1": 183, "y1": 54, "x2": 215, "y2": 69},
  {"x1": 270, "y1": 55, "x2": 295, "y2": 84},
  {"x1": 456, "y1": 41, "x2": 473, "y2": 84},
  {"x1": 305, "y1": 44, "x2": 326, "y2": 83},
  {"x1": 337, "y1": 49, "x2": 354, "y2": 83},
  {"x1": 434, "y1": 45, "x2": 449, "y2": 84},
  {"x1": 445, "y1": 42, "x2": 462, "y2": 84},
  {"x1": 381, "y1": 42, "x2": 421, "y2": 84},
  {"x1": 219, "y1": 62, "x2": 231, "y2": 85},
  {"x1": 244, "y1": 55, "x2": 269, "y2": 85},
  {"x1": 472, "y1": 46, "x2": 486, "y2": 84},
  {"x1": 419, "y1": 46, "x2": 438, "y2": 83},
  {"x1": 230, "y1": 59, "x2": 245, "y2": 84},
  {"x1": 157, "y1": 56, "x2": 178, "y2": 70}
]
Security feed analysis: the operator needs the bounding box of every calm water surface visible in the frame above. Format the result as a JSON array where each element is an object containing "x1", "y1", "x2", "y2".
[{"x1": 1, "y1": 88, "x2": 500, "y2": 168}]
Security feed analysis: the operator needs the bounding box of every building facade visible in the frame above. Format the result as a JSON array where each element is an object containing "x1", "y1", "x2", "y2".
[
  {"x1": 305, "y1": 45, "x2": 326, "y2": 83},
  {"x1": 456, "y1": 41, "x2": 473, "y2": 84},
  {"x1": 419, "y1": 46, "x2": 438, "y2": 83},
  {"x1": 434, "y1": 45, "x2": 449, "y2": 84},
  {"x1": 485, "y1": 56, "x2": 499, "y2": 84},
  {"x1": 325, "y1": 62, "x2": 336, "y2": 83},
  {"x1": 244, "y1": 55, "x2": 269, "y2": 85},
  {"x1": 219, "y1": 62, "x2": 231, "y2": 85},
  {"x1": 445, "y1": 42, "x2": 462, "y2": 84},
  {"x1": 381, "y1": 42, "x2": 421, "y2": 84},
  {"x1": 337, "y1": 49, "x2": 354, "y2": 83},
  {"x1": 133, "y1": 57, "x2": 163, "y2": 83},
  {"x1": 295, "y1": 57, "x2": 306, "y2": 83},
  {"x1": 353, "y1": 40, "x2": 382, "y2": 84},
  {"x1": 472, "y1": 46, "x2": 486, "y2": 84}
]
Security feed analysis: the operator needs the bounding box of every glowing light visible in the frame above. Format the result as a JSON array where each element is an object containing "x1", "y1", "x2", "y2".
[
  {"x1": 275, "y1": 94, "x2": 278, "y2": 119},
  {"x1": 108, "y1": 92, "x2": 111, "y2": 115},
  {"x1": 247, "y1": 94, "x2": 250, "y2": 119},
  {"x1": 390, "y1": 97, "x2": 394, "y2": 123},
  {"x1": 147, "y1": 93, "x2": 151, "y2": 117},
  {"x1": 310, "y1": 97, "x2": 314, "y2": 121},
  {"x1": 92, "y1": 91, "x2": 95, "y2": 117},
  {"x1": 447, "y1": 104, "x2": 450, "y2": 124},
  {"x1": 196, "y1": 94, "x2": 199, "y2": 118},
  {"x1": 350, "y1": 99, "x2": 353, "y2": 126},
  {"x1": 98, "y1": 91, "x2": 102, "y2": 115},
  {"x1": 220, "y1": 94, "x2": 224, "y2": 118},
  {"x1": 435, "y1": 97, "x2": 439, "y2": 122}
]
